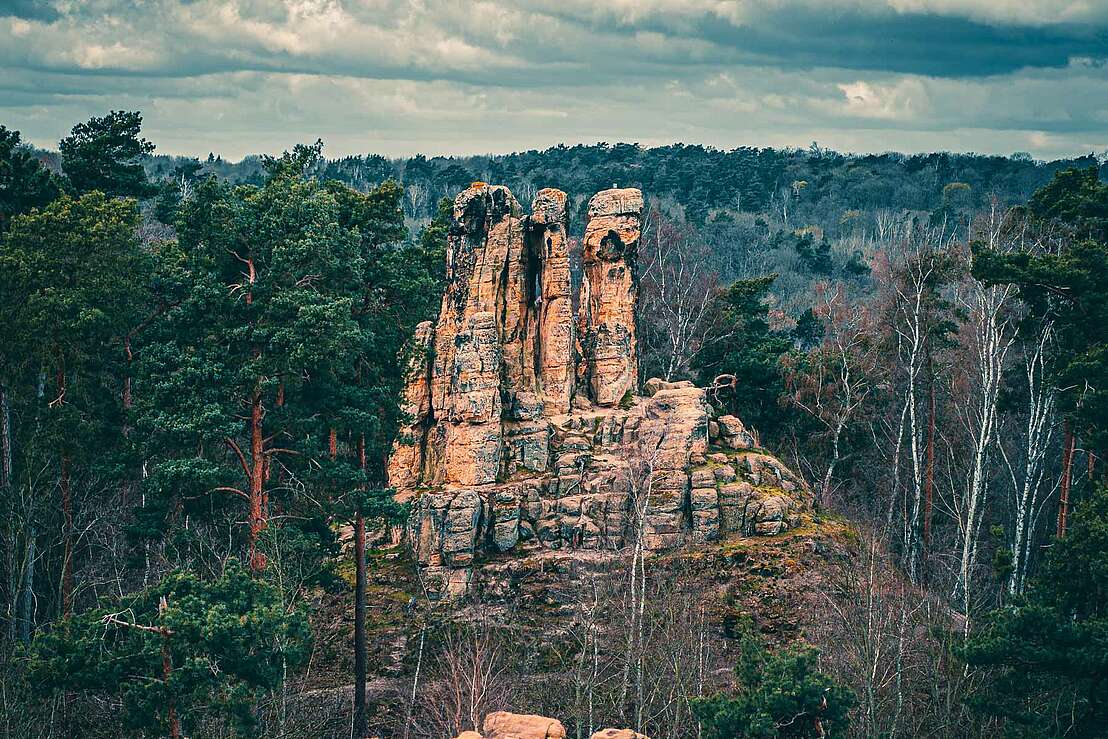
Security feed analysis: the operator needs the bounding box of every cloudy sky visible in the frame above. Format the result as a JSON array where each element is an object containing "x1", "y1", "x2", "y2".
[{"x1": 1, "y1": 0, "x2": 1106, "y2": 160}]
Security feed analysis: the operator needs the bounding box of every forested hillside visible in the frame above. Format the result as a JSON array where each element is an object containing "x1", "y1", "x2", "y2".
[{"x1": 3, "y1": 112, "x2": 1108, "y2": 738}]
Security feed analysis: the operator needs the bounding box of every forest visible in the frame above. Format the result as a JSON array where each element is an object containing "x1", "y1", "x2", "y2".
[{"x1": 2, "y1": 110, "x2": 1108, "y2": 738}]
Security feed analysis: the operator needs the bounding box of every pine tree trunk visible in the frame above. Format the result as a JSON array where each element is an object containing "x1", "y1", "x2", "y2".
[
  {"x1": 353, "y1": 434, "x2": 368, "y2": 738},
  {"x1": 162, "y1": 628, "x2": 180, "y2": 739},
  {"x1": 248, "y1": 389, "x2": 266, "y2": 572},
  {"x1": 1058, "y1": 421, "x2": 1075, "y2": 538}
]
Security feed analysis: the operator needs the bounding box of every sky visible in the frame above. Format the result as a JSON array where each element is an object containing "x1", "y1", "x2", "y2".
[{"x1": 1, "y1": 0, "x2": 1106, "y2": 161}]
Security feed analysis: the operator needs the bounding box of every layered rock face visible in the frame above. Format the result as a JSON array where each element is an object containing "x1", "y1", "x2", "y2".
[
  {"x1": 579, "y1": 188, "x2": 642, "y2": 406},
  {"x1": 390, "y1": 183, "x2": 810, "y2": 598}
]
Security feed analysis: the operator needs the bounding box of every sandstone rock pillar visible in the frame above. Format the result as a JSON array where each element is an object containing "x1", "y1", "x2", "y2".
[
  {"x1": 580, "y1": 188, "x2": 643, "y2": 406},
  {"x1": 529, "y1": 188, "x2": 574, "y2": 415},
  {"x1": 386, "y1": 320, "x2": 434, "y2": 491},
  {"x1": 427, "y1": 184, "x2": 522, "y2": 486}
]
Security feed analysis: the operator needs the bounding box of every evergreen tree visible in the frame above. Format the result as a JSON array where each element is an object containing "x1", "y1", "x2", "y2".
[
  {"x1": 132, "y1": 156, "x2": 370, "y2": 572},
  {"x1": 693, "y1": 275, "x2": 793, "y2": 439},
  {"x1": 0, "y1": 192, "x2": 152, "y2": 616},
  {"x1": 0, "y1": 125, "x2": 60, "y2": 231},
  {"x1": 693, "y1": 632, "x2": 854, "y2": 739},
  {"x1": 59, "y1": 111, "x2": 155, "y2": 198},
  {"x1": 27, "y1": 560, "x2": 309, "y2": 737},
  {"x1": 961, "y1": 484, "x2": 1108, "y2": 737}
]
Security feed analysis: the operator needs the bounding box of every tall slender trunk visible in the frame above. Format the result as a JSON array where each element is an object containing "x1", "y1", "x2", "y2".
[
  {"x1": 56, "y1": 364, "x2": 73, "y2": 616},
  {"x1": 248, "y1": 389, "x2": 266, "y2": 572},
  {"x1": 162, "y1": 626, "x2": 180, "y2": 739},
  {"x1": 1058, "y1": 421, "x2": 1075, "y2": 538},
  {"x1": 353, "y1": 434, "x2": 368, "y2": 738},
  {"x1": 2, "y1": 386, "x2": 13, "y2": 640},
  {"x1": 244, "y1": 254, "x2": 267, "y2": 573},
  {"x1": 1, "y1": 386, "x2": 10, "y2": 491},
  {"x1": 923, "y1": 354, "x2": 936, "y2": 551},
  {"x1": 19, "y1": 529, "x2": 34, "y2": 643},
  {"x1": 60, "y1": 454, "x2": 72, "y2": 616},
  {"x1": 122, "y1": 336, "x2": 134, "y2": 509}
]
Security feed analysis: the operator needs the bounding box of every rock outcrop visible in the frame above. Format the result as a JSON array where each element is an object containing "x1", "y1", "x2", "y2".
[
  {"x1": 454, "y1": 712, "x2": 648, "y2": 739},
  {"x1": 390, "y1": 183, "x2": 811, "y2": 598}
]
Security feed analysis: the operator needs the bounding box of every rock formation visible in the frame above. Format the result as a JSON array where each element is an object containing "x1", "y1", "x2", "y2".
[
  {"x1": 579, "y1": 188, "x2": 642, "y2": 406},
  {"x1": 390, "y1": 183, "x2": 811, "y2": 598},
  {"x1": 453, "y1": 712, "x2": 648, "y2": 739}
]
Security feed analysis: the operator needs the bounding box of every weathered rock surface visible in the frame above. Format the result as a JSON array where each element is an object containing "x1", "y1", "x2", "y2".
[
  {"x1": 531, "y1": 188, "x2": 575, "y2": 415},
  {"x1": 452, "y1": 712, "x2": 650, "y2": 739},
  {"x1": 387, "y1": 320, "x2": 433, "y2": 491},
  {"x1": 389, "y1": 184, "x2": 811, "y2": 598},
  {"x1": 482, "y1": 711, "x2": 567, "y2": 738},
  {"x1": 452, "y1": 712, "x2": 651, "y2": 739},
  {"x1": 579, "y1": 188, "x2": 642, "y2": 407}
]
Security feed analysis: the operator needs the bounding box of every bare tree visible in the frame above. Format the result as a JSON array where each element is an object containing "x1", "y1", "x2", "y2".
[
  {"x1": 410, "y1": 620, "x2": 516, "y2": 738},
  {"x1": 1000, "y1": 316, "x2": 1057, "y2": 594},
  {"x1": 637, "y1": 206, "x2": 719, "y2": 383},
  {"x1": 786, "y1": 283, "x2": 881, "y2": 508}
]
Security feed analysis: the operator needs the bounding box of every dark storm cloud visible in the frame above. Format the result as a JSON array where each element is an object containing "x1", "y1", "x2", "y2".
[
  {"x1": 0, "y1": 0, "x2": 58, "y2": 21},
  {"x1": 687, "y1": 11, "x2": 1108, "y2": 77}
]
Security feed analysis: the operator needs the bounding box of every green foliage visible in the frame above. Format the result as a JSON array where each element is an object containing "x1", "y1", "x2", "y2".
[
  {"x1": 153, "y1": 158, "x2": 204, "y2": 225},
  {"x1": 0, "y1": 125, "x2": 60, "y2": 230},
  {"x1": 989, "y1": 525, "x2": 1015, "y2": 586},
  {"x1": 132, "y1": 147, "x2": 434, "y2": 566},
  {"x1": 842, "y1": 249, "x2": 870, "y2": 279},
  {"x1": 1027, "y1": 166, "x2": 1108, "y2": 243},
  {"x1": 692, "y1": 633, "x2": 854, "y2": 738},
  {"x1": 792, "y1": 308, "x2": 824, "y2": 351},
  {"x1": 973, "y1": 167, "x2": 1108, "y2": 454},
  {"x1": 26, "y1": 561, "x2": 310, "y2": 736},
  {"x1": 59, "y1": 111, "x2": 155, "y2": 198},
  {"x1": 961, "y1": 484, "x2": 1108, "y2": 737},
  {"x1": 0, "y1": 191, "x2": 151, "y2": 492},
  {"x1": 694, "y1": 275, "x2": 794, "y2": 438},
  {"x1": 792, "y1": 233, "x2": 833, "y2": 276}
]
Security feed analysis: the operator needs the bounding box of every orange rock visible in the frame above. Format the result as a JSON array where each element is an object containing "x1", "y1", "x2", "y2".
[
  {"x1": 482, "y1": 711, "x2": 567, "y2": 738},
  {"x1": 580, "y1": 188, "x2": 643, "y2": 407},
  {"x1": 387, "y1": 320, "x2": 434, "y2": 489},
  {"x1": 530, "y1": 188, "x2": 574, "y2": 415}
]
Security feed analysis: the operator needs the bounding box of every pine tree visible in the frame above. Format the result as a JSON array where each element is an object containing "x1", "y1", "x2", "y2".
[
  {"x1": 693, "y1": 275, "x2": 794, "y2": 439},
  {"x1": 59, "y1": 111, "x2": 155, "y2": 198},
  {"x1": 0, "y1": 125, "x2": 61, "y2": 231},
  {"x1": 0, "y1": 192, "x2": 152, "y2": 617},
  {"x1": 27, "y1": 560, "x2": 309, "y2": 737},
  {"x1": 692, "y1": 631, "x2": 854, "y2": 739},
  {"x1": 961, "y1": 484, "x2": 1108, "y2": 737}
]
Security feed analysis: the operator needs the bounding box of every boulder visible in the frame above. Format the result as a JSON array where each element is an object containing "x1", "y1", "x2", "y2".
[
  {"x1": 716, "y1": 414, "x2": 757, "y2": 449},
  {"x1": 483, "y1": 711, "x2": 567, "y2": 738},
  {"x1": 590, "y1": 731, "x2": 650, "y2": 739},
  {"x1": 643, "y1": 377, "x2": 694, "y2": 397}
]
